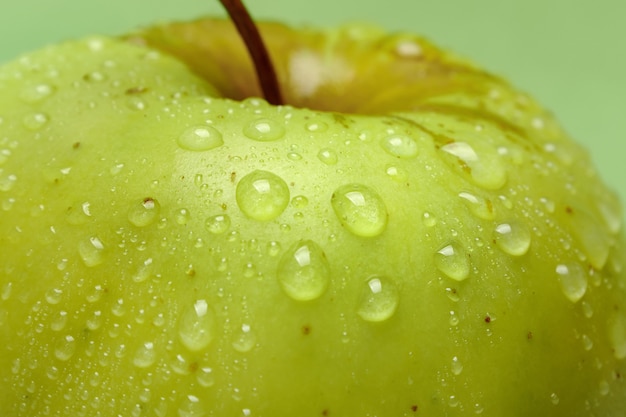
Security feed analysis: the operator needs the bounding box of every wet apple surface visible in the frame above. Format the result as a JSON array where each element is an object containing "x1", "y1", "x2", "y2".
[{"x1": 0, "y1": 17, "x2": 625, "y2": 417}]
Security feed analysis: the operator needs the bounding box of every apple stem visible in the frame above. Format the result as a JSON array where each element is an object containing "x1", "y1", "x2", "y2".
[{"x1": 219, "y1": 0, "x2": 284, "y2": 105}]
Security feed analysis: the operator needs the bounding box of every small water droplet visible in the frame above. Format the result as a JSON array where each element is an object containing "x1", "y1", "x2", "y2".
[
  {"x1": 565, "y1": 207, "x2": 611, "y2": 270},
  {"x1": 608, "y1": 313, "x2": 626, "y2": 359},
  {"x1": 197, "y1": 367, "x2": 215, "y2": 387},
  {"x1": 1, "y1": 282, "x2": 12, "y2": 301},
  {"x1": 175, "y1": 208, "x2": 191, "y2": 225},
  {"x1": 356, "y1": 276, "x2": 400, "y2": 322},
  {"x1": 243, "y1": 118, "x2": 286, "y2": 141},
  {"x1": 581, "y1": 300, "x2": 594, "y2": 318},
  {"x1": 66, "y1": 201, "x2": 92, "y2": 225},
  {"x1": 178, "y1": 299, "x2": 216, "y2": 351},
  {"x1": 267, "y1": 241, "x2": 282, "y2": 257},
  {"x1": 170, "y1": 353, "x2": 192, "y2": 375},
  {"x1": 306, "y1": 121, "x2": 328, "y2": 132},
  {"x1": 291, "y1": 195, "x2": 309, "y2": 209},
  {"x1": 599, "y1": 380, "x2": 610, "y2": 396},
  {"x1": 50, "y1": 311, "x2": 68, "y2": 331},
  {"x1": 133, "y1": 342, "x2": 157, "y2": 368},
  {"x1": 331, "y1": 183, "x2": 388, "y2": 237},
  {"x1": 54, "y1": 335, "x2": 76, "y2": 361},
  {"x1": 22, "y1": 112, "x2": 49, "y2": 130},
  {"x1": 422, "y1": 211, "x2": 437, "y2": 227},
  {"x1": 232, "y1": 323, "x2": 257, "y2": 353},
  {"x1": 45, "y1": 288, "x2": 63, "y2": 304},
  {"x1": 78, "y1": 236, "x2": 106, "y2": 267},
  {"x1": 556, "y1": 263, "x2": 587, "y2": 303},
  {"x1": 380, "y1": 134, "x2": 418, "y2": 158},
  {"x1": 317, "y1": 148, "x2": 338, "y2": 165},
  {"x1": 434, "y1": 242, "x2": 470, "y2": 281},
  {"x1": 177, "y1": 126, "x2": 224, "y2": 151},
  {"x1": 86, "y1": 285, "x2": 104, "y2": 302},
  {"x1": 449, "y1": 311, "x2": 459, "y2": 326},
  {"x1": 205, "y1": 214, "x2": 231, "y2": 234},
  {"x1": 581, "y1": 334, "x2": 593, "y2": 351},
  {"x1": 385, "y1": 165, "x2": 408, "y2": 182},
  {"x1": 493, "y1": 221, "x2": 531, "y2": 256},
  {"x1": 236, "y1": 170, "x2": 290, "y2": 221},
  {"x1": 128, "y1": 197, "x2": 161, "y2": 227},
  {"x1": 20, "y1": 83, "x2": 55, "y2": 103},
  {"x1": 86, "y1": 311, "x2": 102, "y2": 330},
  {"x1": 0, "y1": 173, "x2": 17, "y2": 192},
  {"x1": 458, "y1": 192, "x2": 495, "y2": 220},
  {"x1": 451, "y1": 356, "x2": 463, "y2": 375},
  {"x1": 178, "y1": 394, "x2": 206, "y2": 417},
  {"x1": 277, "y1": 240, "x2": 330, "y2": 301},
  {"x1": 133, "y1": 258, "x2": 154, "y2": 283},
  {"x1": 550, "y1": 393, "x2": 560, "y2": 405},
  {"x1": 287, "y1": 151, "x2": 302, "y2": 161},
  {"x1": 440, "y1": 141, "x2": 506, "y2": 190}
]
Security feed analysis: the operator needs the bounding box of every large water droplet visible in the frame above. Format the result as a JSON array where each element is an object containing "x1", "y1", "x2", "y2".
[
  {"x1": 128, "y1": 197, "x2": 161, "y2": 227},
  {"x1": 78, "y1": 236, "x2": 106, "y2": 267},
  {"x1": 277, "y1": 240, "x2": 330, "y2": 301},
  {"x1": 440, "y1": 141, "x2": 506, "y2": 190},
  {"x1": 434, "y1": 242, "x2": 470, "y2": 281},
  {"x1": 177, "y1": 126, "x2": 223, "y2": 151},
  {"x1": 493, "y1": 221, "x2": 531, "y2": 256},
  {"x1": 380, "y1": 134, "x2": 419, "y2": 158},
  {"x1": 54, "y1": 335, "x2": 76, "y2": 361},
  {"x1": 179, "y1": 299, "x2": 216, "y2": 351},
  {"x1": 556, "y1": 263, "x2": 587, "y2": 303},
  {"x1": 458, "y1": 191, "x2": 495, "y2": 220},
  {"x1": 236, "y1": 170, "x2": 290, "y2": 221},
  {"x1": 243, "y1": 118, "x2": 286, "y2": 141},
  {"x1": 356, "y1": 276, "x2": 400, "y2": 322},
  {"x1": 331, "y1": 183, "x2": 388, "y2": 237},
  {"x1": 133, "y1": 342, "x2": 157, "y2": 368},
  {"x1": 205, "y1": 214, "x2": 231, "y2": 234}
]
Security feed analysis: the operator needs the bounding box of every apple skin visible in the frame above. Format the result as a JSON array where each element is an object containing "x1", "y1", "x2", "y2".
[{"x1": 1, "y1": 18, "x2": 626, "y2": 417}]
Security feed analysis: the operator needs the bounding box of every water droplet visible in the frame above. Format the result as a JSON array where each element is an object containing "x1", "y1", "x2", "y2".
[
  {"x1": 434, "y1": 242, "x2": 470, "y2": 281},
  {"x1": 277, "y1": 240, "x2": 330, "y2": 301},
  {"x1": 550, "y1": 392, "x2": 560, "y2": 405},
  {"x1": 608, "y1": 313, "x2": 626, "y2": 359},
  {"x1": 177, "y1": 126, "x2": 224, "y2": 151},
  {"x1": 50, "y1": 311, "x2": 68, "y2": 331},
  {"x1": 54, "y1": 335, "x2": 76, "y2": 361},
  {"x1": 331, "y1": 184, "x2": 388, "y2": 237},
  {"x1": 236, "y1": 170, "x2": 290, "y2": 221},
  {"x1": 133, "y1": 342, "x2": 157, "y2": 368},
  {"x1": 78, "y1": 236, "x2": 106, "y2": 267},
  {"x1": 380, "y1": 134, "x2": 418, "y2": 158},
  {"x1": 458, "y1": 192, "x2": 495, "y2": 220},
  {"x1": 22, "y1": 112, "x2": 49, "y2": 130},
  {"x1": 422, "y1": 211, "x2": 437, "y2": 227},
  {"x1": 385, "y1": 165, "x2": 408, "y2": 182},
  {"x1": 565, "y1": 207, "x2": 611, "y2": 270},
  {"x1": 306, "y1": 121, "x2": 328, "y2": 132},
  {"x1": 205, "y1": 214, "x2": 231, "y2": 234},
  {"x1": 178, "y1": 299, "x2": 216, "y2": 351},
  {"x1": 0, "y1": 173, "x2": 17, "y2": 192},
  {"x1": 440, "y1": 141, "x2": 506, "y2": 190},
  {"x1": 66, "y1": 201, "x2": 92, "y2": 225},
  {"x1": 317, "y1": 148, "x2": 338, "y2": 165},
  {"x1": 556, "y1": 263, "x2": 587, "y2": 303},
  {"x1": 287, "y1": 151, "x2": 302, "y2": 161},
  {"x1": 493, "y1": 221, "x2": 531, "y2": 256},
  {"x1": 133, "y1": 258, "x2": 154, "y2": 283},
  {"x1": 451, "y1": 356, "x2": 463, "y2": 375},
  {"x1": 20, "y1": 83, "x2": 55, "y2": 103},
  {"x1": 599, "y1": 380, "x2": 610, "y2": 396},
  {"x1": 86, "y1": 311, "x2": 102, "y2": 330},
  {"x1": 170, "y1": 354, "x2": 192, "y2": 375},
  {"x1": 232, "y1": 323, "x2": 257, "y2": 353},
  {"x1": 45, "y1": 288, "x2": 63, "y2": 304},
  {"x1": 175, "y1": 208, "x2": 191, "y2": 225},
  {"x1": 128, "y1": 197, "x2": 161, "y2": 227},
  {"x1": 356, "y1": 276, "x2": 400, "y2": 322},
  {"x1": 1, "y1": 282, "x2": 12, "y2": 301},
  {"x1": 178, "y1": 394, "x2": 206, "y2": 417},
  {"x1": 243, "y1": 118, "x2": 286, "y2": 141},
  {"x1": 291, "y1": 195, "x2": 309, "y2": 208},
  {"x1": 197, "y1": 367, "x2": 215, "y2": 387},
  {"x1": 581, "y1": 300, "x2": 594, "y2": 318},
  {"x1": 267, "y1": 241, "x2": 282, "y2": 257},
  {"x1": 581, "y1": 334, "x2": 593, "y2": 351}
]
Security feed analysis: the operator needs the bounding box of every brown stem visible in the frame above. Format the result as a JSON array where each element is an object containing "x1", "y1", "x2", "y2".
[{"x1": 219, "y1": 0, "x2": 284, "y2": 105}]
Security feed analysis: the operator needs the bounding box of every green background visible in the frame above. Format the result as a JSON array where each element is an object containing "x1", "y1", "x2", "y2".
[{"x1": 1, "y1": 0, "x2": 624, "y2": 221}]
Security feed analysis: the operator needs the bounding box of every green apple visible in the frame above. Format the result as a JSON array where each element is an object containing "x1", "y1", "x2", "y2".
[{"x1": 1, "y1": 9, "x2": 625, "y2": 417}]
